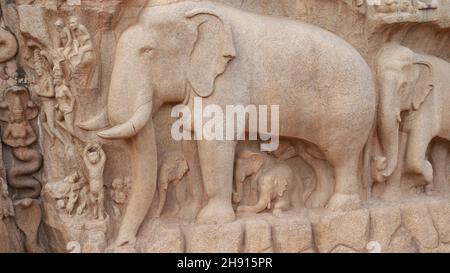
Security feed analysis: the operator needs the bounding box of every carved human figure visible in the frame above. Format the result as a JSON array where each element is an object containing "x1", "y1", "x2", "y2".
[
  {"x1": 64, "y1": 172, "x2": 86, "y2": 215},
  {"x1": 80, "y1": 1, "x2": 377, "y2": 247},
  {"x1": 0, "y1": 86, "x2": 43, "y2": 200},
  {"x1": 156, "y1": 152, "x2": 189, "y2": 217},
  {"x1": 375, "y1": 42, "x2": 450, "y2": 189},
  {"x1": 111, "y1": 177, "x2": 129, "y2": 205},
  {"x1": 33, "y1": 50, "x2": 67, "y2": 147},
  {"x1": 0, "y1": 177, "x2": 13, "y2": 219},
  {"x1": 83, "y1": 143, "x2": 106, "y2": 220},
  {"x1": 68, "y1": 16, "x2": 94, "y2": 69},
  {"x1": 237, "y1": 163, "x2": 296, "y2": 216},
  {"x1": 110, "y1": 177, "x2": 130, "y2": 217},
  {"x1": 44, "y1": 171, "x2": 88, "y2": 215},
  {"x1": 54, "y1": 18, "x2": 75, "y2": 61},
  {"x1": 54, "y1": 75, "x2": 75, "y2": 134}
]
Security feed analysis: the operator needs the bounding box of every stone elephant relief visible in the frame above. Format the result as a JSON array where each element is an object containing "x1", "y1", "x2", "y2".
[
  {"x1": 233, "y1": 149, "x2": 306, "y2": 216},
  {"x1": 155, "y1": 151, "x2": 189, "y2": 217},
  {"x1": 375, "y1": 42, "x2": 450, "y2": 190},
  {"x1": 79, "y1": 1, "x2": 377, "y2": 247}
]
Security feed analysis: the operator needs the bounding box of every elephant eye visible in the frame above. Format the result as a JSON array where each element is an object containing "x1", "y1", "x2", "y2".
[{"x1": 140, "y1": 47, "x2": 154, "y2": 57}]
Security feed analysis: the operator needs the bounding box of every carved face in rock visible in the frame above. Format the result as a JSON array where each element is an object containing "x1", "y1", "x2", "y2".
[
  {"x1": 69, "y1": 17, "x2": 79, "y2": 31},
  {"x1": 0, "y1": 86, "x2": 38, "y2": 125},
  {"x1": 112, "y1": 178, "x2": 125, "y2": 190},
  {"x1": 87, "y1": 145, "x2": 101, "y2": 164}
]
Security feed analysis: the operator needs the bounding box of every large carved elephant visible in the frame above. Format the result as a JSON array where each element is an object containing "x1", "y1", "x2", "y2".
[
  {"x1": 375, "y1": 42, "x2": 448, "y2": 185},
  {"x1": 79, "y1": 1, "x2": 376, "y2": 247}
]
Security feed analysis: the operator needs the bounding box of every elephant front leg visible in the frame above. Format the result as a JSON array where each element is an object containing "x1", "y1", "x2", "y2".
[{"x1": 196, "y1": 140, "x2": 236, "y2": 224}]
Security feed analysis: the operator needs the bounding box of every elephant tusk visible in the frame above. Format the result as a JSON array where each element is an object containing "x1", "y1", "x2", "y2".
[
  {"x1": 98, "y1": 101, "x2": 152, "y2": 139},
  {"x1": 97, "y1": 122, "x2": 136, "y2": 140},
  {"x1": 77, "y1": 109, "x2": 109, "y2": 131}
]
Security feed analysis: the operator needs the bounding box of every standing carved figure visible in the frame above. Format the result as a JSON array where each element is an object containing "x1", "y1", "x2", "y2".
[
  {"x1": 33, "y1": 50, "x2": 67, "y2": 147},
  {"x1": 83, "y1": 143, "x2": 106, "y2": 220},
  {"x1": 54, "y1": 74, "x2": 75, "y2": 134},
  {"x1": 0, "y1": 86, "x2": 42, "y2": 199}
]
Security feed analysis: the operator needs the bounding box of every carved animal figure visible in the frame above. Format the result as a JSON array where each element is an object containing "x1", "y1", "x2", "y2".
[
  {"x1": 0, "y1": 86, "x2": 42, "y2": 199},
  {"x1": 237, "y1": 163, "x2": 296, "y2": 216},
  {"x1": 156, "y1": 152, "x2": 189, "y2": 217},
  {"x1": 79, "y1": 1, "x2": 376, "y2": 246},
  {"x1": 375, "y1": 42, "x2": 450, "y2": 188}
]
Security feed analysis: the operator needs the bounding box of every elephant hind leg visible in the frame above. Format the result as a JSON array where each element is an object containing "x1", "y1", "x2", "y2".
[
  {"x1": 327, "y1": 153, "x2": 361, "y2": 211},
  {"x1": 404, "y1": 131, "x2": 434, "y2": 184}
]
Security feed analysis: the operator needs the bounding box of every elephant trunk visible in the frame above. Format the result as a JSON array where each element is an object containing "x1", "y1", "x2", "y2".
[
  {"x1": 98, "y1": 25, "x2": 153, "y2": 140},
  {"x1": 107, "y1": 25, "x2": 158, "y2": 247},
  {"x1": 249, "y1": 190, "x2": 272, "y2": 213},
  {"x1": 232, "y1": 170, "x2": 245, "y2": 204},
  {"x1": 377, "y1": 75, "x2": 400, "y2": 181}
]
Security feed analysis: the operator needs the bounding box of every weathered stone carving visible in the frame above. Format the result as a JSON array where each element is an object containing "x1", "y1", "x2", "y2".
[
  {"x1": 375, "y1": 42, "x2": 448, "y2": 198},
  {"x1": 0, "y1": 178, "x2": 13, "y2": 219},
  {"x1": 156, "y1": 152, "x2": 189, "y2": 217},
  {"x1": 82, "y1": 143, "x2": 106, "y2": 220},
  {"x1": 2, "y1": 0, "x2": 450, "y2": 253},
  {"x1": 0, "y1": 86, "x2": 42, "y2": 200},
  {"x1": 81, "y1": 0, "x2": 376, "y2": 248}
]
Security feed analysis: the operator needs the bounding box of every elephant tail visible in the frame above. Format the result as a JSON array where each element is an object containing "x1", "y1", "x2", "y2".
[
  {"x1": 7, "y1": 147, "x2": 43, "y2": 200},
  {"x1": 361, "y1": 119, "x2": 378, "y2": 199}
]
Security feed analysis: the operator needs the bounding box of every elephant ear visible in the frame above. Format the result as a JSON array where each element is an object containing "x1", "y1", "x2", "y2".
[
  {"x1": 402, "y1": 60, "x2": 434, "y2": 111},
  {"x1": 185, "y1": 8, "x2": 236, "y2": 98},
  {"x1": 275, "y1": 177, "x2": 288, "y2": 197}
]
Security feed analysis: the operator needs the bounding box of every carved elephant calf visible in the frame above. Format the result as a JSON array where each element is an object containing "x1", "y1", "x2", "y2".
[
  {"x1": 375, "y1": 42, "x2": 450, "y2": 187},
  {"x1": 237, "y1": 162, "x2": 297, "y2": 216},
  {"x1": 156, "y1": 152, "x2": 189, "y2": 217}
]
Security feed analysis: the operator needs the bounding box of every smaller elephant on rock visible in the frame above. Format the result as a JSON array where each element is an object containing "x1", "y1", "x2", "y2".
[
  {"x1": 237, "y1": 163, "x2": 296, "y2": 216},
  {"x1": 234, "y1": 147, "x2": 303, "y2": 216},
  {"x1": 156, "y1": 152, "x2": 189, "y2": 217}
]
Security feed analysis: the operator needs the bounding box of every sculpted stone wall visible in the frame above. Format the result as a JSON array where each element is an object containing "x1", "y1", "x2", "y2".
[{"x1": 0, "y1": 0, "x2": 450, "y2": 253}]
